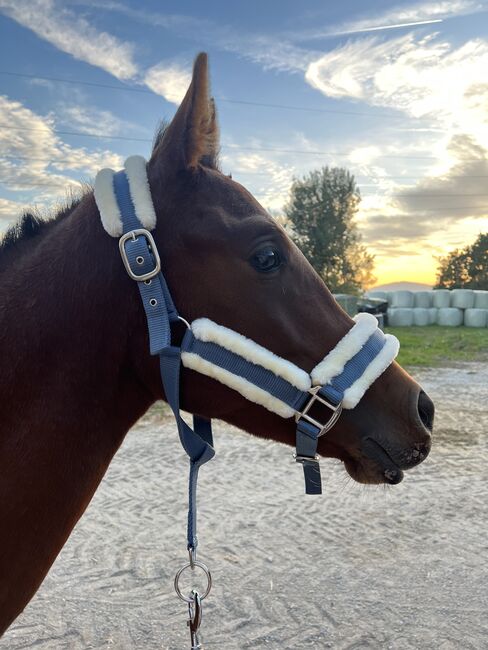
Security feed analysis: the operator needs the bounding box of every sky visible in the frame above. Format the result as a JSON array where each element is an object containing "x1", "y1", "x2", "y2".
[{"x1": 0, "y1": 0, "x2": 487, "y2": 286}]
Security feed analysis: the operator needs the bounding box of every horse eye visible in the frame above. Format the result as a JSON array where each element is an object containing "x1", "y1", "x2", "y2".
[{"x1": 250, "y1": 247, "x2": 283, "y2": 273}]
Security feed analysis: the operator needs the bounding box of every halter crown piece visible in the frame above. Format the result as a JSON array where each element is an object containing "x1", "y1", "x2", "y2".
[{"x1": 94, "y1": 156, "x2": 399, "y2": 646}]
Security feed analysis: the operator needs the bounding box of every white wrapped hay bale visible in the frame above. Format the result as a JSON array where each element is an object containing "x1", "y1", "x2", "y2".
[
  {"x1": 437, "y1": 307, "x2": 463, "y2": 327},
  {"x1": 464, "y1": 308, "x2": 488, "y2": 328},
  {"x1": 432, "y1": 290, "x2": 450, "y2": 308},
  {"x1": 474, "y1": 290, "x2": 488, "y2": 309},
  {"x1": 415, "y1": 291, "x2": 433, "y2": 308},
  {"x1": 451, "y1": 289, "x2": 474, "y2": 309},
  {"x1": 413, "y1": 308, "x2": 430, "y2": 326},
  {"x1": 390, "y1": 291, "x2": 414, "y2": 308},
  {"x1": 428, "y1": 308, "x2": 438, "y2": 324},
  {"x1": 366, "y1": 291, "x2": 388, "y2": 301},
  {"x1": 388, "y1": 308, "x2": 413, "y2": 327}
]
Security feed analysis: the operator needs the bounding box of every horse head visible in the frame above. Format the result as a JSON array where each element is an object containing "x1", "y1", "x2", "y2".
[{"x1": 134, "y1": 53, "x2": 433, "y2": 486}]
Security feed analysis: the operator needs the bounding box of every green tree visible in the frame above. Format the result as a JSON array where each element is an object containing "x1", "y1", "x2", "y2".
[
  {"x1": 284, "y1": 166, "x2": 375, "y2": 294},
  {"x1": 435, "y1": 233, "x2": 488, "y2": 289}
]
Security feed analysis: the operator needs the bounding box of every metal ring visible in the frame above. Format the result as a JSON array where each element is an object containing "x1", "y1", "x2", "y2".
[
  {"x1": 136, "y1": 256, "x2": 144, "y2": 265},
  {"x1": 174, "y1": 561, "x2": 212, "y2": 603},
  {"x1": 149, "y1": 298, "x2": 157, "y2": 307},
  {"x1": 178, "y1": 315, "x2": 191, "y2": 329}
]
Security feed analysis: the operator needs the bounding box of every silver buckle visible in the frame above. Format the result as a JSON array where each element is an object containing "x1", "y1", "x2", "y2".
[
  {"x1": 119, "y1": 229, "x2": 161, "y2": 282},
  {"x1": 295, "y1": 386, "x2": 343, "y2": 437}
]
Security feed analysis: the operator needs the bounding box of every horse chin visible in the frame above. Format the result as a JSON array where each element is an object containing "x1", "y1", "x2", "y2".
[{"x1": 342, "y1": 453, "x2": 405, "y2": 486}]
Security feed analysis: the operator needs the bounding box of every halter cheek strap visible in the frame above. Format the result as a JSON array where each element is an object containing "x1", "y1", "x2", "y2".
[{"x1": 94, "y1": 156, "x2": 399, "y2": 522}]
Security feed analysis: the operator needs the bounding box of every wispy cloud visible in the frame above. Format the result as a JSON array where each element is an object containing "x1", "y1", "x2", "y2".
[
  {"x1": 0, "y1": 0, "x2": 138, "y2": 80},
  {"x1": 305, "y1": 32, "x2": 488, "y2": 147},
  {"x1": 78, "y1": 1, "x2": 316, "y2": 73},
  {"x1": 0, "y1": 0, "x2": 195, "y2": 105},
  {"x1": 0, "y1": 95, "x2": 123, "y2": 224},
  {"x1": 144, "y1": 62, "x2": 192, "y2": 104},
  {"x1": 55, "y1": 104, "x2": 139, "y2": 137}
]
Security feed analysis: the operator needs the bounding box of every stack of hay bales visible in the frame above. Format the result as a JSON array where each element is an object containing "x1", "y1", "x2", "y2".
[{"x1": 385, "y1": 288, "x2": 488, "y2": 326}]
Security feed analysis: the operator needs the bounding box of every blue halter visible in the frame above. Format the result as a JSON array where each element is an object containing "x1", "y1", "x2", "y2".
[{"x1": 101, "y1": 164, "x2": 399, "y2": 549}]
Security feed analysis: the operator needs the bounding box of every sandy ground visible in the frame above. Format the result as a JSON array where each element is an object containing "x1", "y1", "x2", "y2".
[{"x1": 2, "y1": 363, "x2": 487, "y2": 650}]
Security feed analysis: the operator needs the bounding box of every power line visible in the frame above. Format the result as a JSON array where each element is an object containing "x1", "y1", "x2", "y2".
[
  {"x1": 0, "y1": 124, "x2": 152, "y2": 142},
  {"x1": 0, "y1": 159, "x2": 488, "y2": 184},
  {"x1": 0, "y1": 70, "x2": 411, "y2": 120},
  {"x1": 1, "y1": 125, "x2": 485, "y2": 162},
  {"x1": 2, "y1": 180, "x2": 488, "y2": 207},
  {"x1": 358, "y1": 205, "x2": 487, "y2": 212},
  {"x1": 394, "y1": 193, "x2": 488, "y2": 197},
  {"x1": 2, "y1": 157, "x2": 488, "y2": 180}
]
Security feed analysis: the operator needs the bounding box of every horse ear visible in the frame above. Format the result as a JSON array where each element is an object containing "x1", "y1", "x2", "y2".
[{"x1": 151, "y1": 52, "x2": 219, "y2": 170}]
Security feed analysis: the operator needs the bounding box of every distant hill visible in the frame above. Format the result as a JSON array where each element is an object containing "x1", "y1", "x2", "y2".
[{"x1": 371, "y1": 281, "x2": 433, "y2": 293}]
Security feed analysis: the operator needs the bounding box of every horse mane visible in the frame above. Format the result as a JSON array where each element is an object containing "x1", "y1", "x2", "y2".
[{"x1": 0, "y1": 193, "x2": 85, "y2": 270}]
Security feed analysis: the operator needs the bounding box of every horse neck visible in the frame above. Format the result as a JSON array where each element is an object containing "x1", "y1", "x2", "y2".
[{"x1": 0, "y1": 194, "x2": 155, "y2": 634}]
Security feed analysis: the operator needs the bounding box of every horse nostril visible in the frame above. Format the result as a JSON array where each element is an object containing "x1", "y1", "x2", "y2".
[{"x1": 417, "y1": 390, "x2": 434, "y2": 432}]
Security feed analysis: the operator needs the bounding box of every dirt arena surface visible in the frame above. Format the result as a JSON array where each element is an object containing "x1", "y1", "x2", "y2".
[{"x1": 2, "y1": 363, "x2": 487, "y2": 649}]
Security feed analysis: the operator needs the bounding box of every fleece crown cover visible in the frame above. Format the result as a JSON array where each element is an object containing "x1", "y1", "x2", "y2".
[{"x1": 94, "y1": 156, "x2": 156, "y2": 237}]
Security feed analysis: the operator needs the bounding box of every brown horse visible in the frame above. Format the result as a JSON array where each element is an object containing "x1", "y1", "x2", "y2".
[{"x1": 0, "y1": 53, "x2": 433, "y2": 635}]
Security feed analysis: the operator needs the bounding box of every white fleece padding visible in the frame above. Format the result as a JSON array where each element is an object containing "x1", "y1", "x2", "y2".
[
  {"x1": 94, "y1": 168, "x2": 123, "y2": 237},
  {"x1": 181, "y1": 352, "x2": 295, "y2": 418},
  {"x1": 191, "y1": 318, "x2": 311, "y2": 391},
  {"x1": 124, "y1": 155, "x2": 157, "y2": 231},
  {"x1": 342, "y1": 334, "x2": 399, "y2": 409},
  {"x1": 311, "y1": 313, "x2": 379, "y2": 387}
]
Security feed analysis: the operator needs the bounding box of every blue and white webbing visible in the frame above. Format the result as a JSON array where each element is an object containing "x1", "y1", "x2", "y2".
[{"x1": 94, "y1": 156, "x2": 399, "y2": 549}]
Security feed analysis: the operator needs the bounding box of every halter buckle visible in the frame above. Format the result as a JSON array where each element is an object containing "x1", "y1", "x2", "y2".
[
  {"x1": 295, "y1": 385, "x2": 343, "y2": 437},
  {"x1": 119, "y1": 229, "x2": 161, "y2": 281}
]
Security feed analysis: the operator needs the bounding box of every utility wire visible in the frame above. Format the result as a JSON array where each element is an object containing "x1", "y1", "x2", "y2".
[
  {"x1": 0, "y1": 125, "x2": 485, "y2": 162},
  {"x1": 0, "y1": 70, "x2": 410, "y2": 120},
  {"x1": 2, "y1": 180, "x2": 487, "y2": 207},
  {"x1": 3, "y1": 155, "x2": 488, "y2": 181}
]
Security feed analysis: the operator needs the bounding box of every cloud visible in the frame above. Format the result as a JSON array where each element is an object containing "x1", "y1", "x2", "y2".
[
  {"x1": 305, "y1": 32, "x2": 488, "y2": 135},
  {"x1": 56, "y1": 104, "x2": 139, "y2": 137},
  {"x1": 0, "y1": 197, "x2": 29, "y2": 228},
  {"x1": 391, "y1": 134, "x2": 488, "y2": 219},
  {"x1": 0, "y1": 1, "x2": 195, "y2": 104},
  {"x1": 222, "y1": 150, "x2": 296, "y2": 212},
  {"x1": 79, "y1": 1, "x2": 315, "y2": 73},
  {"x1": 0, "y1": 0, "x2": 138, "y2": 80},
  {"x1": 0, "y1": 95, "x2": 123, "y2": 222},
  {"x1": 144, "y1": 62, "x2": 192, "y2": 104}
]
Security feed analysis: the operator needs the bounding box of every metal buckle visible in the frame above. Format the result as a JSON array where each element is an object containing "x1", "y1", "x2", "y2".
[
  {"x1": 294, "y1": 385, "x2": 343, "y2": 437},
  {"x1": 119, "y1": 229, "x2": 161, "y2": 282}
]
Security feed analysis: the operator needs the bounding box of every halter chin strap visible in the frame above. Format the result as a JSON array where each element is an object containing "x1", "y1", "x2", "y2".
[{"x1": 95, "y1": 157, "x2": 399, "y2": 547}]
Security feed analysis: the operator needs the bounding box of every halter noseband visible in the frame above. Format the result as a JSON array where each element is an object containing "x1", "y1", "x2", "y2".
[{"x1": 95, "y1": 156, "x2": 399, "y2": 642}]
